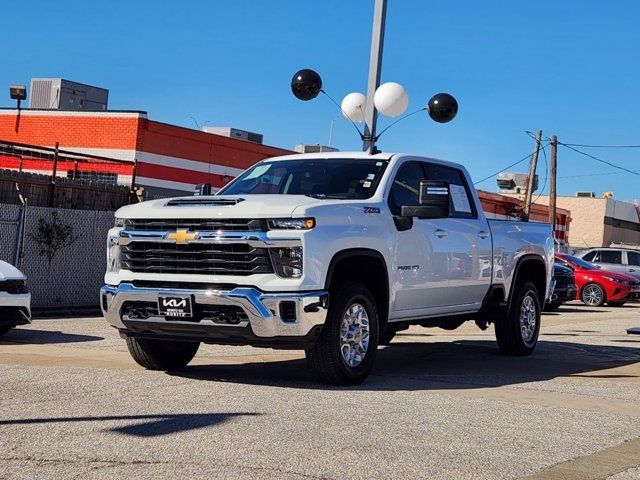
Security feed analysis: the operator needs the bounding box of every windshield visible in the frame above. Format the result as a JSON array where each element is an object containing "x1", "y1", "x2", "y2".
[
  {"x1": 560, "y1": 254, "x2": 599, "y2": 270},
  {"x1": 218, "y1": 158, "x2": 389, "y2": 199}
]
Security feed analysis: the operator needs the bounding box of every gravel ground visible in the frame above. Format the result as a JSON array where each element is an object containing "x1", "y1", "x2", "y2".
[{"x1": 1, "y1": 301, "x2": 639, "y2": 479}]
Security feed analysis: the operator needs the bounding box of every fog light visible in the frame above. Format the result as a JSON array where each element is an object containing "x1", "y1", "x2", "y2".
[{"x1": 269, "y1": 247, "x2": 303, "y2": 278}]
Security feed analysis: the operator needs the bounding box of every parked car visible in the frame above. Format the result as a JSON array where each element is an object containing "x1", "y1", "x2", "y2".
[
  {"x1": 555, "y1": 253, "x2": 640, "y2": 307},
  {"x1": 546, "y1": 262, "x2": 577, "y2": 311},
  {"x1": 0, "y1": 260, "x2": 31, "y2": 336},
  {"x1": 574, "y1": 247, "x2": 640, "y2": 281},
  {"x1": 102, "y1": 152, "x2": 554, "y2": 385}
]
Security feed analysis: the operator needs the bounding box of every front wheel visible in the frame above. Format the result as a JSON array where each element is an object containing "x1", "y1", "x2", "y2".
[
  {"x1": 495, "y1": 281, "x2": 541, "y2": 356},
  {"x1": 306, "y1": 281, "x2": 379, "y2": 385},
  {"x1": 581, "y1": 283, "x2": 605, "y2": 307},
  {"x1": 125, "y1": 337, "x2": 200, "y2": 370}
]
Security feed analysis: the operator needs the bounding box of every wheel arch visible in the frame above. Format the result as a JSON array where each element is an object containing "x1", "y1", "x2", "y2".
[
  {"x1": 324, "y1": 248, "x2": 390, "y2": 334},
  {"x1": 508, "y1": 254, "x2": 548, "y2": 307}
]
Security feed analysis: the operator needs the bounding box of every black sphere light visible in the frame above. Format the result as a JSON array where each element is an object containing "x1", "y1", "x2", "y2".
[
  {"x1": 291, "y1": 69, "x2": 323, "y2": 101},
  {"x1": 427, "y1": 93, "x2": 458, "y2": 123}
]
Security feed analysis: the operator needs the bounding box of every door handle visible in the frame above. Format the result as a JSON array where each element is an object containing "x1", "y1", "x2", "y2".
[
  {"x1": 478, "y1": 231, "x2": 490, "y2": 239},
  {"x1": 434, "y1": 229, "x2": 448, "y2": 238},
  {"x1": 630, "y1": 269, "x2": 636, "y2": 272}
]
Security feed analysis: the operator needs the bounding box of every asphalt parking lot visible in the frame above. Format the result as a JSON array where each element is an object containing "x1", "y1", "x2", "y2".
[{"x1": 1, "y1": 302, "x2": 640, "y2": 480}]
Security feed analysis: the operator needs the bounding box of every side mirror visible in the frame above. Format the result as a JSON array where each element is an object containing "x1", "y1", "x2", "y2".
[
  {"x1": 400, "y1": 181, "x2": 450, "y2": 219},
  {"x1": 194, "y1": 183, "x2": 212, "y2": 196}
]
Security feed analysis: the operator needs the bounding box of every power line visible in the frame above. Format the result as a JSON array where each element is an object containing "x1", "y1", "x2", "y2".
[
  {"x1": 473, "y1": 143, "x2": 549, "y2": 185},
  {"x1": 563, "y1": 143, "x2": 640, "y2": 148},
  {"x1": 559, "y1": 171, "x2": 625, "y2": 179},
  {"x1": 557, "y1": 142, "x2": 640, "y2": 177}
]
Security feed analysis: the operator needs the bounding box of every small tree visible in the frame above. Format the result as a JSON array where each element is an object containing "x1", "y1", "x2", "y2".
[{"x1": 30, "y1": 211, "x2": 81, "y2": 263}]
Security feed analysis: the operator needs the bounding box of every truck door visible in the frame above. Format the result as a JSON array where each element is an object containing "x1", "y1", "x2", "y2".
[
  {"x1": 423, "y1": 163, "x2": 492, "y2": 308},
  {"x1": 387, "y1": 161, "x2": 451, "y2": 315}
]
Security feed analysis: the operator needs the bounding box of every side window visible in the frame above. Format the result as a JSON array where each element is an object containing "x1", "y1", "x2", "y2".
[
  {"x1": 582, "y1": 251, "x2": 597, "y2": 262},
  {"x1": 628, "y1": 251, "x2": 640, "y2": 266},
  {"x1": 424, "y1": 164, "x2": 476, "y2": 218},
  {"x1": 387, "y1": 162, "x2": 425, "y2": 216},
  {"x1": 600, "y1": 250, "x2": 622, "y2": 264}
]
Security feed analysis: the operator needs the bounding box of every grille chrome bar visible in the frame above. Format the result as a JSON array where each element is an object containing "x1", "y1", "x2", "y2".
[{"x1": 124, "y1": 218, "x2": 264, "y2": 232}]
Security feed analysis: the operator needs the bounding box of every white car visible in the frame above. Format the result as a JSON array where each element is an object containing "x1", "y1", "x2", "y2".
[{"x1": 0, "y1": 261, "x2": 31, "y2": 336}]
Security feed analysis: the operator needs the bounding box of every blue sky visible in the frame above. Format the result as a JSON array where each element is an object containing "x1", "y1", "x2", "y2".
[{"x1": 4, "y1": 0, "x2": 640, "y2": 200}]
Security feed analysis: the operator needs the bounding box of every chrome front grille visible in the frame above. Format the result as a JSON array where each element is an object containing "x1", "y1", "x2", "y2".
[
  {"x1": 120, "y1": 242, "x2": 274, "y2": 275},
  {"x1": 123, "y1": 218, "x2": 266, "y2": 232}
]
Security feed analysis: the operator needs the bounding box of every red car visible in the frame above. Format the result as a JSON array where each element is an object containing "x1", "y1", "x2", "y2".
[{"x1": 555, "y1": 253, "x2": 640, "y2": 307}]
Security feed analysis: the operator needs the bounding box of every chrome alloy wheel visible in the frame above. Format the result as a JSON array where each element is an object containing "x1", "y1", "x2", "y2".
[
  {"x1": 339, "y1": 303, "x2": 370, "y2": 367},
  {"x1": 582, "y1": 284, "x2": 604, "y2": 306},
  {"x1": 519, "y1": 294, "x2": 537, "y2": 344}
]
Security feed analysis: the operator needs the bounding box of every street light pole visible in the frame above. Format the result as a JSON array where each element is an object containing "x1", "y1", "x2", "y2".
[{"x1": 362, "y1": 0, "x2": 387, "y2": 152}]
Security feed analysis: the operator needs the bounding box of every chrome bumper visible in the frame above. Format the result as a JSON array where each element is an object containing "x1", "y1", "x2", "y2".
[{"x1": 100, "y1": 283, "x2": 328, "y2": 339}]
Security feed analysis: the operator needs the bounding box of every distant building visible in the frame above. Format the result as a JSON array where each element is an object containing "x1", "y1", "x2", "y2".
[
  {"x1": 0, "y1": 109, "x2": 291, "y2": 198},
  {"x1": 504, "y1": 194, "x2": 640, "y2": 249}
]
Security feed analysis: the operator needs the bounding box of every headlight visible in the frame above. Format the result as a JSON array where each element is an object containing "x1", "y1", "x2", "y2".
[
  {"x1": 603, "y1": 276, "x2": 628, "y2": 285},
  {"x1": 269, "y1": 247, "x2": 303, "y2": 278},
  {"x1": 107, "y1": 235, "x2": 121, "y2": 273},
  {"x1": 114, "y1": 217, "x2": 124, "y2": 228},
  {"x1": 267, "y1": 218, "x2": 315, "y2": 230}
]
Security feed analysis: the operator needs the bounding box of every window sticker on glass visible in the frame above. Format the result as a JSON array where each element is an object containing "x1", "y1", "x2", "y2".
[
  {"x1": 376, "y1": 162, "x2": 383, "y2": 166},
  {"x1": 244, "y1": 164, "x2": 272, "y2": 180},
  {"x1": 363, "y1": 181, "x2": 372, "y2": 188},
  {"x1": 449, "y1": 184, "x2": 472, "y2": 213},
  {"x1": 367, "y1": 173, "x2": 375, "y2": 180}
]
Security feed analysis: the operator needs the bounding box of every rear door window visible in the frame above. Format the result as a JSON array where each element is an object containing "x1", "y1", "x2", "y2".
[{"x1": 627, "y1": 251, "x2": 640, "y2": 266}]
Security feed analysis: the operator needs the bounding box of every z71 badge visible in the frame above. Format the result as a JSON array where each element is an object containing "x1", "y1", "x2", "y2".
[{"x1": 363, "y1": 206, "x2": 381, "y2": 214}]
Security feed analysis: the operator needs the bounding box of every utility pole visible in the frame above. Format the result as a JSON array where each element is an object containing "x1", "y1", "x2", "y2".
[
  {"x1": 549, "y1": 135, "x2": 558, "y2": 232},
  {"x1": 523, "y1": 130, "x2": 542, "y2": 221},
  {"x1": 362, "y1": 0, "x2": 387, "y2": 152}
]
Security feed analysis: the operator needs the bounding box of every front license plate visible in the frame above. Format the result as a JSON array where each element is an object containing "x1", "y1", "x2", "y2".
[{"x1": 158, "y1": 296, "x2": 193, "y2": 318}]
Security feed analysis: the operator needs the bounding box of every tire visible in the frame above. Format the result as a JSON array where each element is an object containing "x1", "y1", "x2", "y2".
[
  {"x1": 0, "y1": 325, "x2": 13, "y2": 337},
  {"x1": 125, "y1": 337, "x2": 200, "y2": 371},
  {"x1": 544, "y1": 302, "x2": 561, "y2": 312},
  {"x1": 581, "y1": 283, "x2": 606, "y2": 307},
  {"x1": 607, "y1": 301, "x2": 625, "y2": 307},
  {"x1": 306, "y1": 281, "x2": 379, "y2": 385},
  {"x1": 495, "y1": 281, "x2": 541, "y2": 356}
]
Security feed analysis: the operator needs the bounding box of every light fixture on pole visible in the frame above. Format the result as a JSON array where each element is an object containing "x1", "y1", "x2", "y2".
[{"x1": 9, "y1": 85, "x2": 27, "y2": 109}]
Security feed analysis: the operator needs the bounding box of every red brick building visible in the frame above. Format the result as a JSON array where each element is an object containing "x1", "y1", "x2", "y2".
[{"x1": 0, "y1": 109, "x2": 291, "y2": 197}]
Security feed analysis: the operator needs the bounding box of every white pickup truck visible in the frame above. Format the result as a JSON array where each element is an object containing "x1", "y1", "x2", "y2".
[{"x1": 101, "y1": 152, "x2": 554, "y2": 385}]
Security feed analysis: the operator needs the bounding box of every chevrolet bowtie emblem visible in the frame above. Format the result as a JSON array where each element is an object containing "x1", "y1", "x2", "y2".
[{"x1": 166, "y1": 229, "x2": 200, "y2": 244}]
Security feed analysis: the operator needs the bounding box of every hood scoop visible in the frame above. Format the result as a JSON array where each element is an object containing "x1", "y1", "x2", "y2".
[{"x1": 165, "y1": 197, "x2": 245, "y2": 207}]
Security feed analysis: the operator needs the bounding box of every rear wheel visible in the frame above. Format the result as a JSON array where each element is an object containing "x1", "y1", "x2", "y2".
[
  {"x1": 125, "y1": 337, "x2": 200, "y2": 370},
  {"x1": 306, "y1": 281, "x2": 379, "y2": 385},
  {"x1": 581, "y1": 283, "x2": 605, "y2": 307},
  {"x1": 495, "y1": 281, "x2": 541, "y2": 356},
  {"x1": 0, "y1": 325, "x2": 13, "y2": 337}
]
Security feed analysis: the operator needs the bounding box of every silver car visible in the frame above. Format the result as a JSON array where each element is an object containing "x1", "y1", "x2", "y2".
[{"x1": 574, "y1": 247, "x2": 640, "y2": 281}]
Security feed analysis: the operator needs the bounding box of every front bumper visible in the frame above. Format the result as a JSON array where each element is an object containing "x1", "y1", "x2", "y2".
[
  {"x1": 100, "y1": 283, "x2": 328, "y2": 347},
  {"x1": 551, "y1": 282, "x2": 577, "y2": 303},
  {"x1": 0, "y1": 292, "x2": 31, "y2": 327}
]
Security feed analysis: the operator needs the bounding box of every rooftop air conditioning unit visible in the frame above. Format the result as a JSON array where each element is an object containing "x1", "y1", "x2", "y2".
[
  {"x1": 294, "y1": 144, "x2": 339, "y2": 153},
  {"x1": 576, "y1": 191, "x2": 596, "y2": 198},
  {"x1": 496, "y1": 172, "x2": 538, "y2": 194},
  {"x1": 29, "y1": 78, "x2": 108, "y2": 110},
  {"x1": 202, "y1": 126, "x2": 263, "y2": 144}
]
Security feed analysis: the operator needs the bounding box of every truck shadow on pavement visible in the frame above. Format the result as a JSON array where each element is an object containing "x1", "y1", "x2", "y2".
[
  {"x1": 0, "y1": 413, "x2": 260, "y2": 437},
  {"x1": 170, "y1": 340, "x2": 640, "y2": 390},
  {"x1": 0, "y1": 328, "x2": 103, "y2": 345}
]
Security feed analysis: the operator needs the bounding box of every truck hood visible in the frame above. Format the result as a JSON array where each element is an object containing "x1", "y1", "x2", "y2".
[
  {"x1": 116, "y1": 195, "x2": 325, "y2": 219},
  {"x1": 0, "y1": 260, "x2": 26, "y2": 281}
]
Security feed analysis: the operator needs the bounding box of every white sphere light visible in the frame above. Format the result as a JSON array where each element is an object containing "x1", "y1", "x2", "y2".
[
  {"x1": 340, "y1": 92, "x2": 366, "y2": 123},
  {"x1": 374, "y1": 82, "x2": 409, "y2": 117}
]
